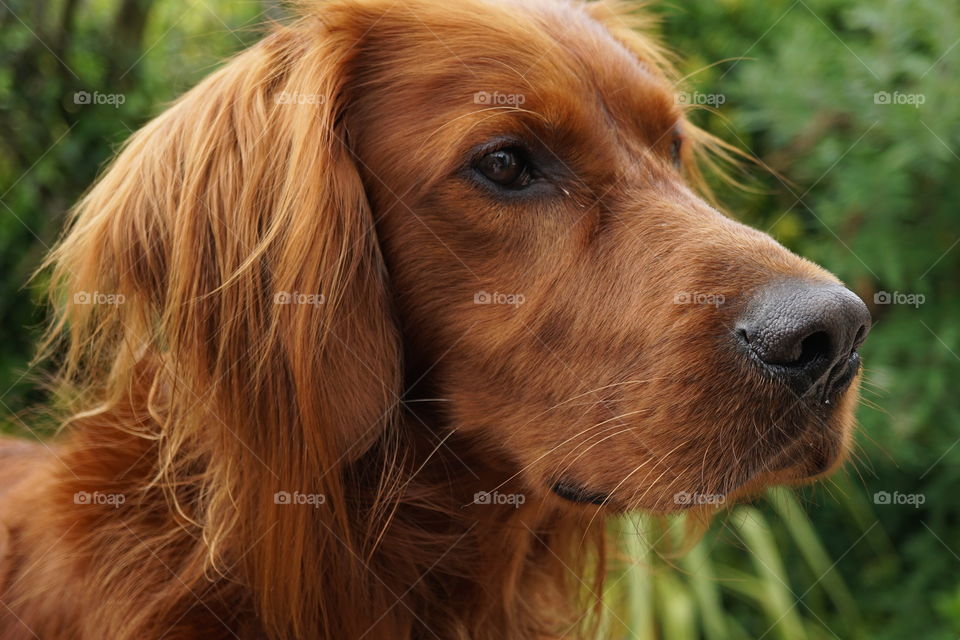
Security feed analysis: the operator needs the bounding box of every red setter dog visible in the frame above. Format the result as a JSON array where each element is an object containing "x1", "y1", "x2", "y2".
[{"x1": 0, "y1": 0, "x2": 870, "y2": 638}]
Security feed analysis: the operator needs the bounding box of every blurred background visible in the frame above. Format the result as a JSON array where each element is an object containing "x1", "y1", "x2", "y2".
[{"x1": 0, "y1": 0, "x2": 956, "y2": 638}]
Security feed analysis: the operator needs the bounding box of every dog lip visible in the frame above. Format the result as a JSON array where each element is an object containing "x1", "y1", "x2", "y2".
[
  {"x1": 821, "y1": 352, "x2": 861, "y2": 401},
  {"x1": 550, "y1": 480, "x2": 611, "y2": 506}
]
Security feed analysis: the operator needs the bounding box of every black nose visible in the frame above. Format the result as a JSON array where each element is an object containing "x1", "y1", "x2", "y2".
[{"x1": 736, "y1": 280, "x2": 871, "y2": 399}]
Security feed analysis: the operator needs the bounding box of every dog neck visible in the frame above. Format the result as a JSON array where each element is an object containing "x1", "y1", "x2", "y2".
[{"x1": 10, "y1": 407, "x2": 605, "y2": 639}]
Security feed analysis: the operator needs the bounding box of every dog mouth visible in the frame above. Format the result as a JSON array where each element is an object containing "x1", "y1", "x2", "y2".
[
  {"x1": 550, "y1": 479, "x2": 612, "y2": 506},
  {"x1": 545, "y1": 357, "x2": 860, "y2": 513}
]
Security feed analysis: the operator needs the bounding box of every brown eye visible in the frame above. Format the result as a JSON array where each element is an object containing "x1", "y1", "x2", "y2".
[
  {"x1": 476, "y1": 149, "x2": 530, "y2": 187},
  {"x1": 670, "y1": 136, "x2": 683, "y2": 167}
]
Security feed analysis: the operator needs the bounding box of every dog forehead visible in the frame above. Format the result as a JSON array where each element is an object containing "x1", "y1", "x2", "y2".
[
  {"x1": 530, "y1": 6, "x2": 680, "y2": 133},
  {"x1": 346, "y1": 0, "x2": 679, "y2": 130},
  {"x1": 475, "y1": 0, "x2": 667, "y2": 91}
]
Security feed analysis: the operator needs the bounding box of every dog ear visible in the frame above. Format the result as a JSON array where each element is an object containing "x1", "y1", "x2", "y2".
[
  {"x1": 44, "y1": 19, "x2": 400, "y2": 637},
  {"x1": 50, "y1": 23, "x2": 401, "y2": 452}
]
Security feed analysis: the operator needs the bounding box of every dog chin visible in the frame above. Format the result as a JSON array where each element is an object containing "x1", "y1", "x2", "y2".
[
  {"x1": 777, "y1": 428, "x2": 852, "y2": 483},
  {"x1": 728, "y1": 416, "x2": 855, "y2": 504}
]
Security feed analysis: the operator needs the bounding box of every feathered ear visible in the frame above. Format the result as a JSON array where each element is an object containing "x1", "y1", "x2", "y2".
[{"x1": 43, "y1": 18, "x2": 400, "y2": 637}]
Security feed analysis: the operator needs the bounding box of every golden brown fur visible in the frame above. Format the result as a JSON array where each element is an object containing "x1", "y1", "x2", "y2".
[{"x1": 0, "y1": 0, "x2": 862, "y2": 638}]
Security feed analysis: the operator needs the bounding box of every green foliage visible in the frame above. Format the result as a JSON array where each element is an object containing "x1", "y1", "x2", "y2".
[
  {"x1": 0, "y1": 0, "x2": 266, "y2": 422},
  {"x1": 609, "y1": 491, "x2": 868, "y2": 640},
  {"x1": 0, "y1": 0, "x2": 957, "y2": 637}
]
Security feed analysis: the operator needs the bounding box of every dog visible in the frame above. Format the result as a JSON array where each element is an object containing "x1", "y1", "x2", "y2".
[{"x1": 0, "y1": 0, "x2": 870, "y2": 638}]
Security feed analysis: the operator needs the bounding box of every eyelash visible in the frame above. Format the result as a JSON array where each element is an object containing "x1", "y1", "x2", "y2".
[{"x1": 473, "y1": 140, "x2": 526, "y2": 165}]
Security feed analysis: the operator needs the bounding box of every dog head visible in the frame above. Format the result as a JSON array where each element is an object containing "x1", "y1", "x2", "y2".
[{"x1": 335, "y1": 0, "x2": 870, "y2": 512}]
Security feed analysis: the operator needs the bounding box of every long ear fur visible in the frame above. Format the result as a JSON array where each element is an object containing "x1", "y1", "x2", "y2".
[{"x1": 41, "y1": 16, "x2": 400, "y2": 639}]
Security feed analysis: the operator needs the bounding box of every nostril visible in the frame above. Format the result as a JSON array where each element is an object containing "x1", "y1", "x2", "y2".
[
  {"x1": 745, "y1": 327, "x2": 831, "y2": 368},
  {"x1": 790, "y1": 331, "x2": 831, "y2": 368}
]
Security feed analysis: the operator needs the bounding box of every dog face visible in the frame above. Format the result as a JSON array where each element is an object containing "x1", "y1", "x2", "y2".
[{"x1": 341, "y1": 0, "x2": 871, "y2": 512}]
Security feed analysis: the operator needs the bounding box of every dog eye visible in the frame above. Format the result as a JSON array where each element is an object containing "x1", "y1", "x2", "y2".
[
  {"x1": 475, "y1": 148, "x2": 532, "y2": 188},
  {"x1": 670, "y1": 136, "x2": 683, "y2": 167}
]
